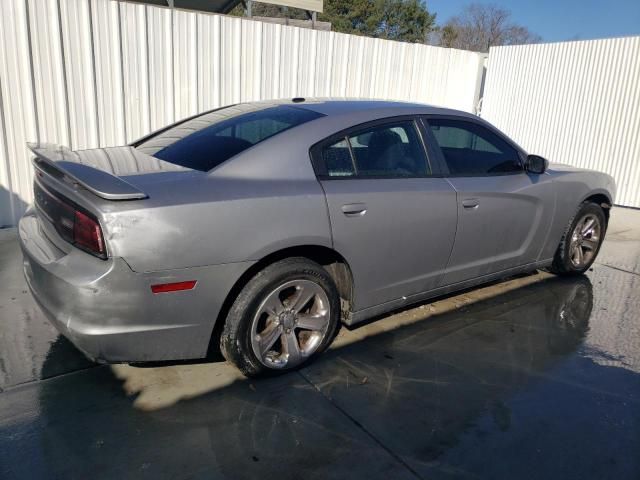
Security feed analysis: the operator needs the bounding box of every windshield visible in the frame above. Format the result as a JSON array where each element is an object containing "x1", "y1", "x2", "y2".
[{"x1": 134, "y1": 103, "x2": 323, "y2": 172}]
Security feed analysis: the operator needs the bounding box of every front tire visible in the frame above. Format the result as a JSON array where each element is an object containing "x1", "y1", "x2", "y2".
[
  {"x1": 220, "y1": 257, "x2": 341, "y2": 377},
  {"x1": 550, "y1": 202, "x2": 606, "y2": 275}
]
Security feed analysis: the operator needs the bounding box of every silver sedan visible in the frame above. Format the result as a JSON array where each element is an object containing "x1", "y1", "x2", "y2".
[{"x1": 19, "y1": 99, "x2": 616, "y2": 376}]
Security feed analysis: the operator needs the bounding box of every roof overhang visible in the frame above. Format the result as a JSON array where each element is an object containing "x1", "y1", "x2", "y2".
[
  {"x1": 254, "y1": 0, "x2": 323, "y2": 13},
  {"x1": 126, "y1": 0, "x2": 323, "y2": 14}
]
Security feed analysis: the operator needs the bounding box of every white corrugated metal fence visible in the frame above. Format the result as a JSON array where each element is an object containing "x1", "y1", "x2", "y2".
[
  {"x1": 481, "y1": 36, "x2": 640, "y2": 208},
  {"x1": 0, "y1": 0, "x2": 485, "y2": 226},
  {"x1": 4, "y1": 1, "x2": 637, "y2": 226}
]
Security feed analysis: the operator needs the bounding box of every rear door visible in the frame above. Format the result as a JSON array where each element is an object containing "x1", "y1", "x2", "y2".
[
  {"x1": 312, "y1": 117, "x2": 458, "y2": 311},
  {"x1": 423, "y1": 116, "x2": 555, "y2": 285}
]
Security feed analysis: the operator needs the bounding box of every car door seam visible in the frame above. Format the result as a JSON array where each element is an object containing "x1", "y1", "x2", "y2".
[
  {"x1": 536, "y1": 177, "x2": 559, "y2": 260},
  {"x1": 442, "y1": 177, "x2": 460, "y2": 277},
  {"x1": 316, "y1": 179, "x2": 336, "y2": 250}
]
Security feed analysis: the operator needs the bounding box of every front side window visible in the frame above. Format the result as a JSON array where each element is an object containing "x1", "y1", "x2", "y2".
[
  {"x1": 321, "y1": 121, "x2": 429, "y2": 178},
  {"x1": 428, "y1": 119, "x2": 522, "y2": 176},
  {"x1": 135, "y1": 104, "x2": 323, "y2": 172}
]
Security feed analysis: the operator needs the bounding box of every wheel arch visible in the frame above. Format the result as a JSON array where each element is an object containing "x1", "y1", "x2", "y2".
[
  {"x1": 582, "y1": 191, "x2": 612, "y2": 223},
  {"x1": 207, "y1": 245, "x2": 355, "y2": 356}
]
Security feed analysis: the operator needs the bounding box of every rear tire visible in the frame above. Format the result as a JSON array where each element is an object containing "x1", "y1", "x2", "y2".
[
  {"x1": 220, "y1": 257, "x2": 341, "y2": 377},
  {"x1": 550, "y1": 201, "x2": 606, "y2": 276}
]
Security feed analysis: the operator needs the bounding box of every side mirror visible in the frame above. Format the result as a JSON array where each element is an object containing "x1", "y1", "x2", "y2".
[{"x1": 525, "y1": 154, "x2": 548, "y2": 174}]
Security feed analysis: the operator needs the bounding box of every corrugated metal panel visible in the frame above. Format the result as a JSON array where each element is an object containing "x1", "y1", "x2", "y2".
[
  {"x1": 0, "y1": 0, "x2": 38, "y2": 224},
  {"x1": 91, "y1": 0, "x2": 126, "y2": 146},
  {"x1": 219, "y1": 15, "x2": 241, "y2": 105},
  {"x1": 173, "y1": 9, "x2": 198, "y2": 118},
  {"x1": 278, "y1": 21, "x2": 299, "y2": 98},
  {"x1": 28, "y1": 0, "x2": 69, "y2": 147},
  {"x1": 197, "y1": 11, "x2": 221, "y2": 110},
  {"x1": 0, "y1": 0, "x2": 484, "y2": 227},
  {"x1": 297, "y1": 26, "x2": 317, "y2": 96},
  {"x1": 312, "y1": 29, "x2": 332, "y2": 97},
  {"x1": 120, "y1": 1, "x2": 150, "y2": 143},
  {"x1": 260, "y1": 22, "x2": 281, "y2": 99},
  {"x1": 329, "y1": 32, "x2": 348, "y2": 96},
  {"x1": 240, "y1": 16, "x2": 262, "y2": 102},
  {"x1": 147, "y1": 3, "x2": 174, "y2": 130},
  {"x1": 482, "y1": 37, "x2": 640, "y2": 208},
  {"x1": 60, "y1": 0, "x2": 100, "y2": 149}
]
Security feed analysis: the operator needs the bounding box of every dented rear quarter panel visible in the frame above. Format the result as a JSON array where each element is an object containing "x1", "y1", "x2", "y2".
[{"x1": 101, "y1": 175, "x2": 333, "y2": 272}]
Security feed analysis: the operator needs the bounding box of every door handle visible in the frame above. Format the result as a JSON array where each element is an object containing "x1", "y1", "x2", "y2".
[
  {"x1": 462, "y1": 198, "x2": 479, "y2": 209},
  {"x1": 341, "y1": 203, "x2": 367, "y2": 217}
]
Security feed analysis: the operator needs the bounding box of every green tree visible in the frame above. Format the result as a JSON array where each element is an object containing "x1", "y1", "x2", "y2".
[
  {"x1": 317, "y1": 0, "x2": 382, "y2": 37},
  {"x1": 320, "y1": 0, "x2": 436, "y2": 43},
  {"x1": 376, "y1": 0, "x2": 437, "y2": 43},
  {"x1": 231, "y1": 0, "x2": 437, "y2": 44}
]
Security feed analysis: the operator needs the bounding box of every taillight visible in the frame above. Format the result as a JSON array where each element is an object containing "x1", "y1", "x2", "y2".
[
  {"x1": 74, "y1": 210, "x2": 106, "y2": 258},
  {"x1": 34, "y1": 181, "x2": 106, "y2": 259}
]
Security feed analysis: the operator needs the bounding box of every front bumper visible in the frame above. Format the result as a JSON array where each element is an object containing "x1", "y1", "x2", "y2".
[{"x1": 19, "y1": 209, "x2": 253, "y2": 363}]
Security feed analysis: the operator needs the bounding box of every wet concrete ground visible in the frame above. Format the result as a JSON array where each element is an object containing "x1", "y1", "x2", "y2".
[{"x1": 1, "y1": 208, "x2": 639, "y2": 479}]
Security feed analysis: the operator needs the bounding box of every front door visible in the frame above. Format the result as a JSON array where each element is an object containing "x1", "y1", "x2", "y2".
[
  {"x1": 424, "y1": 117, "x2": 555, "y2": 285},
  {"x1": 313, "y1": 118, "x2": 458, "y2": 311}
]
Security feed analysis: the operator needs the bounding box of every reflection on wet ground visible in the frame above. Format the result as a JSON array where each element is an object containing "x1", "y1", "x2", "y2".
[{"x1": 1, "y1": 209, "x2": 639, "y2": 479}]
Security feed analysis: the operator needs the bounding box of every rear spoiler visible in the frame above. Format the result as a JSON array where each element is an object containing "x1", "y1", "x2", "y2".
[{"x1": 27, "y1": 143, "x2": 147, "y2": 201}]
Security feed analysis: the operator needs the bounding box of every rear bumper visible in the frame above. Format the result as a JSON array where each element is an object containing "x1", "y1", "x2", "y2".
[{"x1": 19, "y1": 208, "x2": 253, "y2": 363}]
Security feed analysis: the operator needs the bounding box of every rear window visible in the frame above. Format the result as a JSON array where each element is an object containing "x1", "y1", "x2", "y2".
[{"x1": 135, "y1": 104, "x2": 323, "y2": 172}]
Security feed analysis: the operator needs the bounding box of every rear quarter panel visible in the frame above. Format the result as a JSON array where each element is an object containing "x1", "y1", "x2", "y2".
[{"x1": 101, "y1": 176, "x2": 332, "y2": 272}]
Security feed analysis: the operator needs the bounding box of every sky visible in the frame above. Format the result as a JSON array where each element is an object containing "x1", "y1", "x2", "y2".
[{"x1": 427, "y1": 0, "x2": 640, "y2": 42}]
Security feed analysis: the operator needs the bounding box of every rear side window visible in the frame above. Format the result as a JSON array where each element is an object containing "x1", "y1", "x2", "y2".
[
  {"x1": 320, "y1": 121, "x2": 430, "y2": 178},
  {"x1": 135, "y1": 104, "x2": 323, "y2": 172},
  {"x1": 428, "y1": 119, "x2": 522, "y2": 176},
  {"x1": 322, "y1": 139, "x2": 355, "y2": 177}
]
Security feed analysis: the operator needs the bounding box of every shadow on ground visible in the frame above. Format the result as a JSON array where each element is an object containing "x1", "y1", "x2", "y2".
[{"x1": 2, "y1": 272, "x2": 639, "y2": 479}]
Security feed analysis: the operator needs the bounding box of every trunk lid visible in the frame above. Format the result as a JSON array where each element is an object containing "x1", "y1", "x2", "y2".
[
  {"x1": 28, "y1": 142, "x2": 201, "y2": 259},
  {"x1": 28, "y1": 142, "x2": 195, "y2": 201}
]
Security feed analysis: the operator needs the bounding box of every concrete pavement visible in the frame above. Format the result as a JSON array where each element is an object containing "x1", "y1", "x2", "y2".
[{"x1": 1, "y1": 208, "x2": 639, "y2": 479}]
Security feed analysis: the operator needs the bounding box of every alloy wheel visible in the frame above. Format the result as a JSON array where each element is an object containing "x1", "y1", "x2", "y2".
[
  {"x1": 250, "y1": 279, "x2": 331, "y2": 369},
  {"x1": 569, "y1": 213, "x2": 602, "y2": 267}
]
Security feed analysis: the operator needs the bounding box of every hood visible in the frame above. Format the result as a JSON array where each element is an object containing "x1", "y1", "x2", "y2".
[{"x1": 547, "y1": 162, "x2": 591, "y2": 173}]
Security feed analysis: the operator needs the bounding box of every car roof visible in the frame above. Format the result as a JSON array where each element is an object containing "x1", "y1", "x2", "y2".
[
  {"x1": 209, "y1": 98, "x2": 488, "y2": 181},
  {"x1": 244, "y1": 97, "x2": 478, "y2": 120}
]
